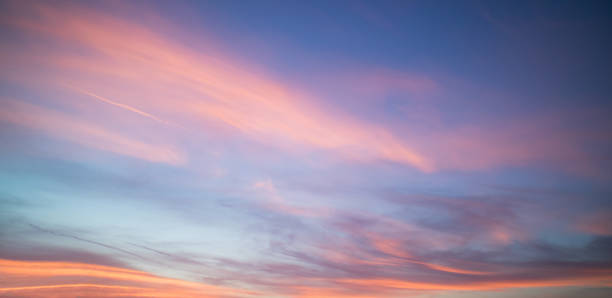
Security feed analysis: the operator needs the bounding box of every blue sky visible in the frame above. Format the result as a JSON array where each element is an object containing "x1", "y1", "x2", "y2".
[{"x1": 1, "y1": 1, "x2": 611, "y2": 297}]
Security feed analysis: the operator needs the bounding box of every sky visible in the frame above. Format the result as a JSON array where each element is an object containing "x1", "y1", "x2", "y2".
[{"x1": 0, "y1": 0, "x2": 611, "y2": 297}]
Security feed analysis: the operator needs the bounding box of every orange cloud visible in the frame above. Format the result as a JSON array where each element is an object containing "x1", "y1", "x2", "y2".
[
  {"x1": 368, "y1": 234, "x2": 489, "y2": 275},
  {"x1": 291, "y1": 285, "x2": 379, "y2": 298},
  {"x1": 337, "y1": 276, "x2": 612, "y2": 292},
  {"x1": 0, "y1": 259, "x2": 256, "y2": 298},
  {"x1": 0, "y1": 98, "x2": 185, "y2": 165},
  {"x1": 336, "y1": 231, "x2": 491, "y2": 275}
]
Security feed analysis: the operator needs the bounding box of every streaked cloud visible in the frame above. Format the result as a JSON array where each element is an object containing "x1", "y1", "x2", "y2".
[
  {"x1": 575, "y1": 210, "x2": 612, "y2": 236},
  {"x1": 0, "y1": 98, "x2": 185, "y2": 165},
  {"x1": 0, "y1": 259, "x2": 257, "y2": 297},
  {"x1": 68, "y1": 86, "x2": 172, "y2": 126},
  {"x1": 1, "y1": 1, "x2": 433, "y2": 172},
  {"x1": 336, "y1": 276, "x2": 612, "y2": 291}
]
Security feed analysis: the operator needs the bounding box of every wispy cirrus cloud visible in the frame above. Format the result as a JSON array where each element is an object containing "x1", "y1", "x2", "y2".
[
  {"x1": 67, "y1": 86, "x2": 172, "y2": 126},
  {"x1": 4, "y1": 2, "x2": 608, "y2": 176},
  {"x1": 251, "y1": 180, "x2": 331, "y2": 218},
  {"x1": 0, "y1": 1, "x2": 433, "y2": 172},
  {"x1": 0, "y1": 98, "x2": 185, "y2": 165}
]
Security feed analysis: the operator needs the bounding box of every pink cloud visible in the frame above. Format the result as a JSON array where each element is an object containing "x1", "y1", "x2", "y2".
[
  {"x1": 575, "y1": 210, "x2": 612, "y2": 236},
  {"x1": 67, "y1": 86, "x2": 172, "y2": 126},
  {"x1": 3, "y1": 1, "x2": 607, "y2": 177},
  {"x1": 0, "y1": 98, "x2": 185, "y2": 165},
  {"x1": 1, "y1": 2, "x2": 433, "y2": 172},
  {"x1": 251, "y1": 180, "x2": 331, "y2": 217},
  {"x1": 411, "y1": 109, "x2": 611, "y2": 175}
]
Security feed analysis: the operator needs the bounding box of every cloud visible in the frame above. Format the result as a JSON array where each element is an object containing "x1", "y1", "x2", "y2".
[
  {"x1": 203, "y1": 204, "x2": 612, "y2": 296},
  {"x1": 0, "y1": 243, "x2": 128, "y2": 269},
  {"x1": 0, "y1": 98, "x2": 185, "y2": 165},
  {"x1": 1, "y1": 1, "x2": 611, "y2": 297},
  {"x1": 251, "y1": 180, "x2": 331, "y2": 217},
  {"x1": 27, "y1": 224, "x2": 151, "y2": 263},
  {"x1": 4, "y1": 1, "x2": 607, "y2": 176},
  {"x1": 67, "y1": 86, "x2": 172, "y2": 126},
  {"x1": 0, "y1": 259, "x2": 257, "y2": 297},
  {"x1": 335, "y1": 276, "x2": 612, "y2": 291},
  {"x1": 418, "y1": 114, "x2": 608, "y2": 174},
  {"x1": 388, "y1": 194, "x2": 529, "y2": 247},
  {"x1": 0, "y1": 1, "x2": 433, "y2": 172},
  {"x1": 575, "y1": 210, "x2": 612, "y2": 236}
]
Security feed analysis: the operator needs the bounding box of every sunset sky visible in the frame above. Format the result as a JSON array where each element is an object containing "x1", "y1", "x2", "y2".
[{"x1": 1, "y1": 1, "x2": 611, "y2": 297}]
